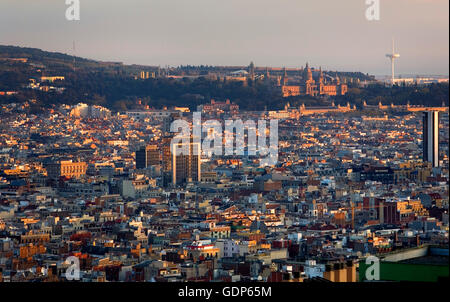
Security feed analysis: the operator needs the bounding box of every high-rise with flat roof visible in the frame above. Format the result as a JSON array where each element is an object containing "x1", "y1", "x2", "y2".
[
  {"x1": 423, "y1": 111, "x2": 440, "y2": 167},
  {"x1": 136, "y1": 145, "x2": 160, "y2": 169},
  {"x1": 169, "y1": 139, "x2": 201, "y2": 186}
]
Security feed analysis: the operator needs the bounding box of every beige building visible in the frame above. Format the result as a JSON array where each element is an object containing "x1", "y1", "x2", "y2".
[{"x1": 46, "y1": 160, "x2": 87, "y2": 180}]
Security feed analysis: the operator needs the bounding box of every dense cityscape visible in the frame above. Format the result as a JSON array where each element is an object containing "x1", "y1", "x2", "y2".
[
  {"x1": 0, "y1": 0, "x2": 449, "y2": 288},
  {"x1": 0, "y1": 64, "x2": 448, "y2": 281}
]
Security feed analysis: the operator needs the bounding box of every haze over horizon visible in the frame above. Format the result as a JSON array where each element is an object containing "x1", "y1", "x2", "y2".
[{"x1": 0, "y1": 0, "x2": 448, "y2": 76}]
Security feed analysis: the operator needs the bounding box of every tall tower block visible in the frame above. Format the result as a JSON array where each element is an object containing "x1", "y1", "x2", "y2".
[{"x1": 423, "y1": 111, "x2": 440, "y2": 167}]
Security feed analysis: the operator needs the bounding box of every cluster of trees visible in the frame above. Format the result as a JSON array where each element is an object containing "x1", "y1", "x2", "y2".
[
  {"x1": 0, "y1": 70, "x2": 31, "y2": 90},
  {"x1": 1, "y1": 71, "x2": 448, "y2": 113},
  {"x1": 57, "y1": 74, "x2": 287, "y2": 111},
  {"x1": 335, "y1": 83, "x2": 449, "y2": 108},
  {"x1": 1, "y1": 45, "x2": 448, "y2": 113}
]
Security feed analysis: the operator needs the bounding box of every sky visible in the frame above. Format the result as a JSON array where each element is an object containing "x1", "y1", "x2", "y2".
[{"x1": 0, "y1": 0, "x2": 448, "y2": 76}]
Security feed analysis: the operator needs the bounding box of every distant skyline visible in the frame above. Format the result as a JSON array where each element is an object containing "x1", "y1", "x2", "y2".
[{"x1": 0, "y1": 0, "x2": 448, "y2": 76}]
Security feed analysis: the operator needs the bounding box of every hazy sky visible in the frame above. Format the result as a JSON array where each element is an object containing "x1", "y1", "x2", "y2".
[{"x1": 0, "y1": 0, "x2": 448, "y2": 75}]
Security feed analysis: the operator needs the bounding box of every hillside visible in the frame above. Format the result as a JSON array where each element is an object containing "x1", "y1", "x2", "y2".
[
  {"x1": 0, "y1": 45, "x2": 448, "y2": 113},
  {"x1": 0, "y1": 45, "x2": 122, "y2": 71}
]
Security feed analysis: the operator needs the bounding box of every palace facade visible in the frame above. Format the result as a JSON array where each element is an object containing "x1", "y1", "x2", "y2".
[{"x1": 279, "y1": 63, "x2": 348, "y2": 97}]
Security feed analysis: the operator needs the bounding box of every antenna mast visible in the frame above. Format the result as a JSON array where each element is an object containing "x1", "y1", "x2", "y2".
[
  {"x1": 386, "y1": 38, "x2": 400, "y2": 85},
  {"x1": 72, "y1": 41, "x2": 76, "y2": 72}
]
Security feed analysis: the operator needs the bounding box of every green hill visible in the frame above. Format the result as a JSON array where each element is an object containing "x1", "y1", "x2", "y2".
[{"x1": 0, "y1": 45, "x2": 448, "y2": 113}]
